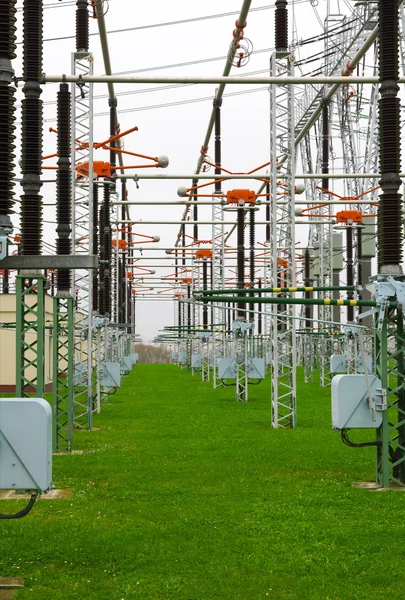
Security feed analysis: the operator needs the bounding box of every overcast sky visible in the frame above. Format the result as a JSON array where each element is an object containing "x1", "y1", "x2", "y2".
[{"x1": 11, "y1": 0, "x2": 375, "y2": 340}]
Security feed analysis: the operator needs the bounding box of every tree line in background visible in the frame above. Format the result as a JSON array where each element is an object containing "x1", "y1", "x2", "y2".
[{"x1": 135, "y1": 344, "x2": 171, "y2": 364}]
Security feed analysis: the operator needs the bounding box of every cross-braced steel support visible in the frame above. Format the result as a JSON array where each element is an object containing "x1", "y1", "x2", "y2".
[
  {"x1": 235, "y1": 324, "x2": 249, "y2": 402},
  {"x1": 15, "y1": 274, "x2": 45, "y2": 398},
  {"x1": 71, "y1": 50, "x2": 94, "y2": 429},
  {"x1": 269, "y1": 52, "x2": 297, "y2": 427},
  {"x1": 52, "y1": 296, "x2": 74, "y2": 452},
  {"x1": 375, "y1": 308, "x2": 405, "y2": 487}
]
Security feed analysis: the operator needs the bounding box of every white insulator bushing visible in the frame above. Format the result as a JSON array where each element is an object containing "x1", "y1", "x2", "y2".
[
  {"x1": 165, "y1": 249, "x2": 173, "y2": 254},
  {"x1": 153, "y1": 235, "x2": 160, "y2": 242},
  {"x1": 157, "y1": 155, "x2": 169, "y2": 168},
  {"x1": 149, "y1": 269, "x2": 156, "y2": 274},
  {"x1": 295, "y1": 208, "x2": 303, "y2": 217},
  {"x1": 295, "y1": 183, "x2": 305, "y2": 195},
  {"x1": 177, "y1": 186, "x2": 188, "y2": 197}
]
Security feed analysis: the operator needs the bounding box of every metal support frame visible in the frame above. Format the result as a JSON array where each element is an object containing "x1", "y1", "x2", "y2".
[
  {"x1": 375, "y1": 306, "x2": 405, "y2": 487},
  {"x1": 71, "y1": 50, "x2": 94, "y2": 429},
  {"x1": 269, "y1": 52, "x2": 296, "y2": 428},
  {"x1": 201, "y1": 337, "x2": 210, "y2": 382},
  {"x1": 211, "y1": 98, "x2": 225, "y2": 388},
  {"x1": 52, "y1": 296, "x2": 74, "y2": 452},
  {"x1": 15, "y1": 274, "x2": 45, "y2": 398},
  {"x1": 235, "y1": 324, "x2": 249, "y2": 402}
]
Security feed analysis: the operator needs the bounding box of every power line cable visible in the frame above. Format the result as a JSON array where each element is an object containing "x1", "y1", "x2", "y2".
[
  {"x1": 44, "y1": 87, "x2": 268, "y2": 122},
  {"x1": 16, "y1": 2, "x2": 314, "y2": 44}
]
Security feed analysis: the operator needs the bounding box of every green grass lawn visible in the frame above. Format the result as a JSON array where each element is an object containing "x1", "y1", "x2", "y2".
[{"x1": 2, "y1": 365, "x2": 405, "y2": 600}]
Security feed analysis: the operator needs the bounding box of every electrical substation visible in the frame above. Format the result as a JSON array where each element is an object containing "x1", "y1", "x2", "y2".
[{"x1": 1, "y1": 0, "x2": 405, "y2": 596}]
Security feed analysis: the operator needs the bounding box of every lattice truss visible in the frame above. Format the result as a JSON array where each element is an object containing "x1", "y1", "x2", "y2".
[
  {"x1": 269, "y1": 51, "x2": 297, "y2": 428},
  {"x1": 71, "y1": 50, "x2": 95, "y2": 427}
]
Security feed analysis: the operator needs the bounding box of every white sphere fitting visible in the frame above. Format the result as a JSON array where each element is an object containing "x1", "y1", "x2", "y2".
[
  {"x1": 295, "y1": 208, "x2": 303, "y2": 217},
  {"x1": 295, "y1": 183, "x2": 305, "y2": 195},
  {"x1": 153, "y1": 235, "x2": 160, "y2": 242},
  {"x1": 177, "y1": 186, "x2": 188, "y2": 197},
  {"x1": 157, "y1": 155, "x2": 169, "y2": 168},
  {"x1": 150, "y1": 269, "x2": 156, "y2": 274}
]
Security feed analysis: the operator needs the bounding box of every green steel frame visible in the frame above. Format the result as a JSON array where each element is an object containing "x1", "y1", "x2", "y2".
[
  {"x1": 375, "y1": 308, "x2": 405, "y2": 487},
  {"x1": 52, "y1": 296, "x2": 74, "y2": 453},
  {"x1": 73, "y1": 312, "x2": 94, "y2": 430},
  {"x1": 15, "y1": 274, "x2": 45, "y2": 398}
]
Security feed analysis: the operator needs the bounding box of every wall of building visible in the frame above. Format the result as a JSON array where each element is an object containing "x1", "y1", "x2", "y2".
[{"x1": 0, "y1": 293, "x2": 54, "y2": 392}]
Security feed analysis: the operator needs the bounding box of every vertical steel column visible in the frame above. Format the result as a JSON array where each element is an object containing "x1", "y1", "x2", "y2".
[
  {"x1": 52, "y1": 297, "x2": 74, "y2": 452},
  {"x1": 234, "y1": 201, "x2": 250, "y2": 402},
  {"x1": 71, "y1": 0, "x2": 94, "y2": 428},
  {"x1": 303, "y1": 247, "x2": 313, "y2": 383},
  {"x1": 318, "y1": 103, "x2": 333, "y2": 388},
  {"x1": 16, "y1": 275, "x2": 45, "y2": 398},
  {"x1": 211, "y1": 98, "x2": 225, "y2": 386},
  {"x1": 269, "y1": 48, "x2": 297, "y2": 427}
]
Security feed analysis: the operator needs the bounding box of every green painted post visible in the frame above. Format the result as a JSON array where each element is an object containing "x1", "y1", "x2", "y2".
[
  {"x1": 52, "y1": 298, "x2": 58, "y2": 452},
  {"x1": 36, "y1": 277, "x2": 45, "y2": 398},
  {"x1": 52, "y1": 296, "x2": 74, "y2": 453},
  {"x1": 15, "y1": 276, "x2": 23, "y2": 398},
  {"x1": 396, "y1": 311, "x2": 405, "y2": 483},
  {"x1": 15, "y1": 274, "x2": 45, "y2": 399}
]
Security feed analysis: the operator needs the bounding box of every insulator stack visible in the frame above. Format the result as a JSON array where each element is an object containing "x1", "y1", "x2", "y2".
[
  {"x1": 20, "y1": 0, "x2": 43, "y2": 256},
  {"x1": 258, "y1": 279, "x2": 262, "y2": 335},
  {"x1": 249, "y1": 209, "x2": 255, "y2": 286},
  {"x1": 22, "y1": 1, "x2": 43, "y2": 81},
  {"x1": 109, "y1": 100, "x2": 117, "y2": 167},
  {"x1": 187, "y1": 284, "x2": 191, "y2": 332},
  {"x1": 92, "y1": 184, "x2": 99, "y2": 311},
  {"x1": 102, "y1": 183, "x2": 112, "y2": 318},
  {"x1": 0, "y1": 0, "x2": 16, "y2": 223},
  {"x1": 98, "y1": 204, "x2": 105, "y2": 315},
  {"x1": 304, "y1": 248, "x2": 311, "y2": 328},
  {"x1": 357, "y1": 228, "x2": 363, "y2": 314},
  {"x1": 249, "y1": 208, "x2": 255, "y2": 322},
  {"x1": 236, "y1": 206, "x2": 245, "y2": 318},
  {"x1": 275, "y1": 0, "x2": 288, "y2": 53},
  {"x1": 0, "y1": 0, "x2": 17, "y2": 60},
  {"x1": 321, "y1": 103, "x2": 329, "y2": 191},
  {"x1": 182, "y1": 225, "x2": 186, "y2": 267},
  {"x1": 346, "y1": 227, "x2": 354, "y2": 321},
  {"x1": 56, "y1": 83, "x2": 71, "y2": 292},
  {"x1": 76, "y1": 0, "x2": 89, "y2": 52},
  {"x1": 120, "y1": 179, "x2": 127, "y2": 324},
  {"x1": 0, "y1": 87, "x2": 16, "y2": 219},
  {"x1": 202, "y1": 259, "x2": 208, "y2": 329},
  {"x1": 118, "y1": 258, "x2": 124, "y2": 323},
  {"x1": 214, "y1": 99, "x2": 222, "y2": 196},
  {"x1": 378, "y1": 0, "x2": 402, "y2": 271},
  {"x1": 178, "y1": 297, "x2": 182, "y2": 334},
  {"x1": 127, "y1": 224, "x2": 133, "y2": 333},
  {"x1": 191, "y1": 185, "x2": 198, "y2": 241}
]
